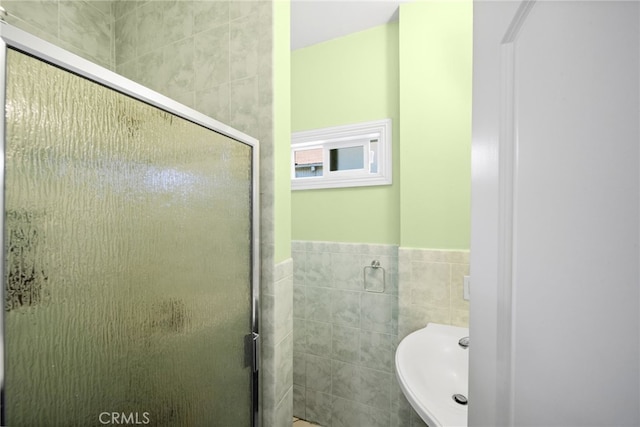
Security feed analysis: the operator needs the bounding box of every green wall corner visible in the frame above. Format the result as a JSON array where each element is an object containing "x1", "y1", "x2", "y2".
[{"x1": 290, "y1": 1, "x2": 472, "y2": 250}]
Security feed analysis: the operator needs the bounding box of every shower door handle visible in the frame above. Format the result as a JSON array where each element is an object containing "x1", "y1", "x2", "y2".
[{"x1": 244, "y1": 332, "x2": 260, "y2": 373}]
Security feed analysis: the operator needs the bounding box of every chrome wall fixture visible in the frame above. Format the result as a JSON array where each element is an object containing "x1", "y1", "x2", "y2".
[{"x1": 364, "y1": 259, "x2": 385, "y2": 293}]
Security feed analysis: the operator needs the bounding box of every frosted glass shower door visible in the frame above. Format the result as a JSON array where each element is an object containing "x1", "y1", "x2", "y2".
[{"x1": 4, "y1": 46, "x2": 256, "y2": 426}]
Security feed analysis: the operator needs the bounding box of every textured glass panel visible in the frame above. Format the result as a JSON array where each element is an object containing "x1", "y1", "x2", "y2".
[{"x1": 5, "y1": 49, "x2": 253, "y2": 426}]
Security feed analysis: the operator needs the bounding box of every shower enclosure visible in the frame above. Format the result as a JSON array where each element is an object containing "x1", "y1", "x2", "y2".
[{"x1": 0, "y1": 24, "x2": 260, "y2": 426}]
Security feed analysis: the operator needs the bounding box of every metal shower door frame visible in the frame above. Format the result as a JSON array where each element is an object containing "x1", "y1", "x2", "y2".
[{"x1": 0, "y1": 22, "x2": 261, "y2": 427}]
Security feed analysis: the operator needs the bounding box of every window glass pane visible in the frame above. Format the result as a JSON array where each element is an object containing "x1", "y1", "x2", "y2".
[
  {"x1": 291, "y1": 119, "x2": 392, "y2": 190},
  {"x1": 294, "y1": 148, "x2": 323, "y2": 177},
  {"x1": 5, "y1": 48, "x2": 253, "y2": 426},
  {"x1": 329, "y1": 146, "x2": 364, "y2": 171},
  {"x1": 370, "y1": 139, "x2": 379, "y2": 173}
]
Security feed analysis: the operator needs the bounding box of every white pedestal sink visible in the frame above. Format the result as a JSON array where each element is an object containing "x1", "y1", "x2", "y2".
[{"x1": 395, "y1": 323, "x2": 469, "y2": 427}]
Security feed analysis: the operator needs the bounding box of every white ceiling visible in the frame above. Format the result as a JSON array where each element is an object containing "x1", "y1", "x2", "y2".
[{"x1": 290, "y1": 0, "x2": 406, "y2": 50}]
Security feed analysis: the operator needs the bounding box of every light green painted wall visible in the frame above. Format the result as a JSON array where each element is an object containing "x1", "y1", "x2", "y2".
[
  {"x1": 274, "y1": 0, "x2": 292, "y2": 263},
  {"x1": 399, "y1": 1, "x2": 472, "y2": 249},
  {"x1": 291, "y1": 22, "x2": 401, "y2": 244},
  {"x1": 291, "y1": 2, "x2": 472, "y2": 250}
]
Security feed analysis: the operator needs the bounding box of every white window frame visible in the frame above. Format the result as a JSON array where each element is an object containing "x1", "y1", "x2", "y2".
[{"x1": 291, "y1": 118, "x2": 392, "y2": 190}]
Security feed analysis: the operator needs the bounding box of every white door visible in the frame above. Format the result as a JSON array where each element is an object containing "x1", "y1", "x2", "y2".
[{"x1": 470, "y1": 1, "x2": 639, "y2": 426}]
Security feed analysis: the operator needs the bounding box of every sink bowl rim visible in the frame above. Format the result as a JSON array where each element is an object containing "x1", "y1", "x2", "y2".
[{"x1": 395, "y1": 322, "x2": 470, "y2": 427}]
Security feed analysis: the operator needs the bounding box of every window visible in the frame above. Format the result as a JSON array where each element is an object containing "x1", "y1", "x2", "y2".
[{"x1": 291, "y1": 118, "x2": 392, "y2": 190}]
